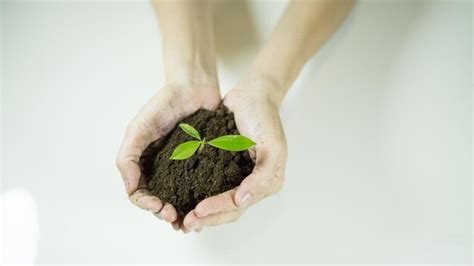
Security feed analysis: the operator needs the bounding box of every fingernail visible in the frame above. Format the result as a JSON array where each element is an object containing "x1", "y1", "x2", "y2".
[
  {"x1": 148, "y1": 201, "x2": 156, "y2": 212},
  {"x1": 186, "y1": 220, "x2": 198, "y2": 231},
  {"x1": 240, "y1": 193, "x2": 252, "y2": 207}
]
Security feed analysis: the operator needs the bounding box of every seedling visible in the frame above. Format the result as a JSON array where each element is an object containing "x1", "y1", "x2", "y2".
[{"x1": 170, "y1": 123, "x2": 256, "y2": 160}]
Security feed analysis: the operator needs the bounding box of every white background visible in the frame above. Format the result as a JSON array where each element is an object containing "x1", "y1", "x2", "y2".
[{"x1": 1, "y1": 0, "x2": 472, "y2": 264}]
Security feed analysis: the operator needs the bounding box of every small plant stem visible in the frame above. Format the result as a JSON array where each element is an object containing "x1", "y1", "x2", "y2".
[{"x1": 198, "y1": 138, "x2": 206, "y2": 153}]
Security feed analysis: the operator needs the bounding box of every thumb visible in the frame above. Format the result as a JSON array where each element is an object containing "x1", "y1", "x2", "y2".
[
  {"x1": 234, "y1": 145, "x2": 286, "y2": 208},
  {"x1": 116, "y1": 123, "x2": 154, "y2": 195}
]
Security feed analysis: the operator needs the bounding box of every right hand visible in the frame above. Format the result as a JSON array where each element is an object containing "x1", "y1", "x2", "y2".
[
  {"x1": 116, "y1": 82, "x2": 221, "y2": 230},
  {"x1": 181, "y1": 78, "x2": 288, "y2": 231}
]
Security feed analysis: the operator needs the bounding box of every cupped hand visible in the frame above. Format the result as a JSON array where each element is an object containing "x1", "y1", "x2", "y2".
[
  {"x1": 181, "y1": 78, "x2": 288, "y2": 232},
  {"x1": 116, "y1": 82, "x2": 221, "y2": 230}
]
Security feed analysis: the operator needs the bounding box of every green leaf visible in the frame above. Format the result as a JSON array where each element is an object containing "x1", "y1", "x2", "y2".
[
  {"x1": 208, "y1": 135, "x2": 256, "y2": 151},
  {"x1": 170, "y1": 141, "x2": 201, "y2": 160},
  {"x1": 179, "y1": 123, "x2": 201, "y2": 140}
]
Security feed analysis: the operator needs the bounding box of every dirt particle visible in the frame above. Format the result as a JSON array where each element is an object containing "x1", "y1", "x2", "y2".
[{"x1": 227, "y1": 120, "x2": 235, "y2": 130}]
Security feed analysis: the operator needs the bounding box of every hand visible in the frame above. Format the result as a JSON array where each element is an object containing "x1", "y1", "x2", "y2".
[
  {"x1": 181, "y1": 78, "x2": 288, "y2": 231},
  {"x1": 116, "y1": 82, "x2": 220, "y2": 230}
]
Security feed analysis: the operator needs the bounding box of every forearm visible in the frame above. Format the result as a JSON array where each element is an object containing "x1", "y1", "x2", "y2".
[
  {"x1": 153, "y1": 0, "x2": 218, "y2": 87},
  {"x1": 248, "y1": 0, "x2": 355, "y2": 106}
]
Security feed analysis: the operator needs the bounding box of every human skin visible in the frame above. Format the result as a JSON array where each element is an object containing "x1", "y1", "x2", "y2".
[{"x1": 117, "y1": 0, "x2": 355, "y2": 232}]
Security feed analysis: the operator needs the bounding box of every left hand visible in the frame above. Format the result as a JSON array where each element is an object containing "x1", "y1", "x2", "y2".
[{"x1": 180, "y1": 78, "x2": 288, "y2": 232}]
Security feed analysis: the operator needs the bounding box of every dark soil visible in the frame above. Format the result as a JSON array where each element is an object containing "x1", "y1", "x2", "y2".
[{"x1": 139, "y1": 106, "x2": 255, "y2": 217}]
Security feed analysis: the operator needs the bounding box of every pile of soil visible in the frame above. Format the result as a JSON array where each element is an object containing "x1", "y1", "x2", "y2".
[{"x1": 140, "y1": 106, "x2": 255, "y2": 217}]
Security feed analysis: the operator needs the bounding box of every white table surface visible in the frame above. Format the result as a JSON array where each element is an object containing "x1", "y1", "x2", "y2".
[{"x1": 1, "y1": 0, "x2": 472, "y2": 264}]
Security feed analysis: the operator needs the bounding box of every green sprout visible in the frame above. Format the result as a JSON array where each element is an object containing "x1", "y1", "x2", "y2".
[{"x1": 170, "y1": 123, "x2": 256, "y2": 160}]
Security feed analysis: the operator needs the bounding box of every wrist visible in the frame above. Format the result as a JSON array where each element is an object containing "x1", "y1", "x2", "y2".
[
  {"x1": 247, "y1": 71, "x2": 288, "y2": 107},
  {"x1": 165, "y1": 61, "x2": 219, "y2": 89},
  {"x1": 245, "y1": 36, "x2": 304, "y2": 101},
  {"x1": 235, "y1": 74, "x2": 287, "y2": 109},
  {"x1": 162, "y1": 32, "x2": 218, "y2": 89}
]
